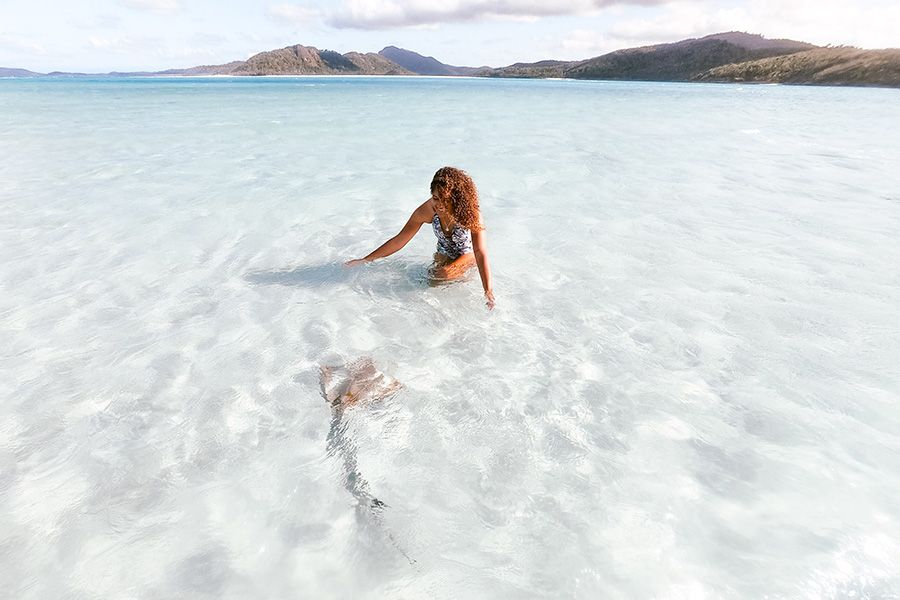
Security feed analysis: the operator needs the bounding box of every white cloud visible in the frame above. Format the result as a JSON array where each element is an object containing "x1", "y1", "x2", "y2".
[
  {"x1": 582, "y1": 0, "x2": 900, "y2": 53},
  {"x1": 743, "y1": 0, "x2": 900, "y2": 49},
  {"x1": 192, "y1": 32, "x2": 229, "y2": 46},
  {"x1": 84, "y1": 35, "x2": 221, "y2": 68},
  {"x1": 69, "y1": 14, "x2": 125, "y2": 30},
  {"x1": 328, "y1": 0, "x2": 676, "y2": 30},
  {"x1": 269, "y1": 3, "x2": 322, "y2": 25},
  {"x1": 119, "y1": 0, "x2": 181, "y2": 14},
  {"x1": 156, "y1": 45, "x2": 219, "y2": 60},
  {"x1": 606, "y1": 2, "x2": 748, "y2": 46},
  {"x1": 88, "y1": 35, "x2": 145, "y2": 53},
  {"x1": 551, "y1": 2, "x2": 748, "y2": 60},
  {"x1": 559, "y1": 29, "x2": 619, "y2": 58},
  {"x1": 0, "y1": 35, "x2": 47, "y2": 55}
]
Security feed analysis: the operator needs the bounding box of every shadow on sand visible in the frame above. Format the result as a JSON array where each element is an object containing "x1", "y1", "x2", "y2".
[
  {"x1": 244, "y1": 263, "x2": 350, "y2": 288},
  {"x1": 245, "y1": 261, "x2": 436, "y2": 293}
]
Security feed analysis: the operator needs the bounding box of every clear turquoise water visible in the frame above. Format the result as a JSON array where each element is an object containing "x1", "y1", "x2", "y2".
[{"x1": 1, "y1": 76, "x2": 899, "y2": 599}]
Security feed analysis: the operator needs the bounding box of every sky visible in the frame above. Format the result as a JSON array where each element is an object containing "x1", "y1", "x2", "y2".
[{"x1": 2, "y1": 0, "x2": 899, "y2": 72}]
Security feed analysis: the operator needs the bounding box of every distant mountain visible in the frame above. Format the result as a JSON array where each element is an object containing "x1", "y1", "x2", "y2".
[
  {"x1": 0, "y1": 67, "x2": 42, "y2": 77},
  {"x1": 2, "y1": 32, "x2": 898, "y2": 88},
  {"x1": 377, "y1": 46, "x2": 482, "y2": 76},
  {"x1": 233, "y1": 45, "x2": 411, "y2": 75},
  {"x1": 568, "y1": 32, "x2": 815, "y2": 80},
  {"x1": 344, "y1": 51, "x2": 415, "y2": 75},
  {"x1": 479, "y1": 32, "x2": 816, "y2": 81},
  {"x1": 474, "y1": 60, "x2": 570, "y2": 79},
  {"x1": 166, "y1": 45, "x2": 412, "y2": 76},
  {"x1": 160, "y1": 61, "x2": 245, "y2": 76},
  {"x1": 1, "y1": 67, "x2": 176, "y2": 77},
  {"x1": 696, "y1": 46, "x2": 900, "y2": 87},
  {"x1": 2, "y1": 44, "x2": 412, "y2": 77}
]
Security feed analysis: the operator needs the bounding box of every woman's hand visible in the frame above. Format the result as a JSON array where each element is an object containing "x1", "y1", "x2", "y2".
[
  {"x1": 485, "y1": 289, "x2": 495, "y2": 310},
  {"x1": 471, "y1": 229, "x2": 493, "y2": 311},
  {"x1": 344, "y1": 258, "x2": 368, "y2": 267}
]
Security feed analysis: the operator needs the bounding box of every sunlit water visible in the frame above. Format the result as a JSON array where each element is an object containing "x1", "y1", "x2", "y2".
[{"x1": 1, "y1": 76, "x2": 899, "y2": 599}]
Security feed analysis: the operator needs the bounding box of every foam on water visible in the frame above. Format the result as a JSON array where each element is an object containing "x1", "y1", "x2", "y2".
[{"x1": 1, "y1": 76, "x2": 899, "y2": 598}]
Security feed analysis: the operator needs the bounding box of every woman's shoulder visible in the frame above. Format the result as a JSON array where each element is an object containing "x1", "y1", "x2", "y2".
[{"x1": 413, "y1": 198, "x2": 437, "y2": 222}]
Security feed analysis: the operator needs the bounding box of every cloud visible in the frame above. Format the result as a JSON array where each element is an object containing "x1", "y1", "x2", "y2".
[
  {"x1": 0, "y1": 34, "x2": 47, "y2": 55},
  {"x1": 86, "y1": 35, "x2": 220, "y2": 65},
  {"x1": 119, "y1": 0, "x2": 181, "y2": 13},
  {"x1": 192, "y1": 32, "x2": 230, "y2": 46},
  {"x1": 70, "y1": 14, "x2": 125, "y2": 30},
  {"x1": 591, "y1": 0, "x2": 900, "y2": 51},
  {"x1": 743, "y1": 0, "x2": 900, "y2": 49},
  {"x1": 156, "y1": 45, "x2": 219, "y2": 60},
  {"x1": 269, "y1": 3, "x2": 322, "y2": 25},
  {"x1": 88, "y1": 35, "x2": 146, "y2": 54},
  {"x1": 559, "y1": 29, "x2": 619, "y2": 58},
  {"x1": 328, "y1": 0, "x2": 675, "y2": 30},
  {"x1": 552, "y1": 0, "x2": 900, "y2": 62},
  {"x1": 605, "y1": 1, "x2": 748, "y2": 46}
]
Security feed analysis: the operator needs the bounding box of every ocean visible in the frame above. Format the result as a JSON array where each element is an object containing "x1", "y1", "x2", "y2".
[{"x1": 1, "y1": 76, "x2": 899, "y2": 599}]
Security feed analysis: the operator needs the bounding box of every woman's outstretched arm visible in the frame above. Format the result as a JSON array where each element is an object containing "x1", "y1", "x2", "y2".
[
  {"x1": 346, "y1": 200, "x2": 433, "y2": 266},
  {"x1": 471, "y1": 228, "x2": 494, "y2": 309}
]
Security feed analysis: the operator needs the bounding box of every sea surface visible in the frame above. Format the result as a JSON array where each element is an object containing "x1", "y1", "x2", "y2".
[{"x1": 1, "y1": 76, "x2": 899, "y2": 599}]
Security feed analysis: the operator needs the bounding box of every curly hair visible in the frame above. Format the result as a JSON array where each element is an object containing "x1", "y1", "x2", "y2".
[{"x1": 430, "y1": 166, "x2": 483, "y2": 232}]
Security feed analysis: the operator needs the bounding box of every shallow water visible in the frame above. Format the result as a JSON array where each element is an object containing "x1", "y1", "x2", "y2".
[{"x1": 1, "y1": 76, "x2": 899, "y2": 599}]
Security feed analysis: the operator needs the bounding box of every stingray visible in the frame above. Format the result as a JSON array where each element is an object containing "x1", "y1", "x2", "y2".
[
  {"x1": 319, "y1": 357, "x2": 415, "y2": 565},
  {"x1": 320, "y1": 356, "x2": 403, "y2": 411}
]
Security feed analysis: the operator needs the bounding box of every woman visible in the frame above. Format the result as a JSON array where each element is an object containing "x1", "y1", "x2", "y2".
[{"x1": 346, "y1": 166, "x2": 495, "y2": 309}]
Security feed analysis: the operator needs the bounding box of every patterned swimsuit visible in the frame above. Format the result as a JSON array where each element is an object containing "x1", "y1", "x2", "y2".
[{"x1": 432, "y1": 213, "x2": 473, "y2": 259}]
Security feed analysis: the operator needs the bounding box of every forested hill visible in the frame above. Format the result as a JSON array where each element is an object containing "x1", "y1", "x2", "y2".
[
  {"x1": 478, "y1": 32, "x2": 816, "y2": 80},
  {"x1": 695, "y1": 47, "x2": 900, "y2": 87},
  {"x1": 167, "y1": 45, "x2": 412, "y2": 76}
]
